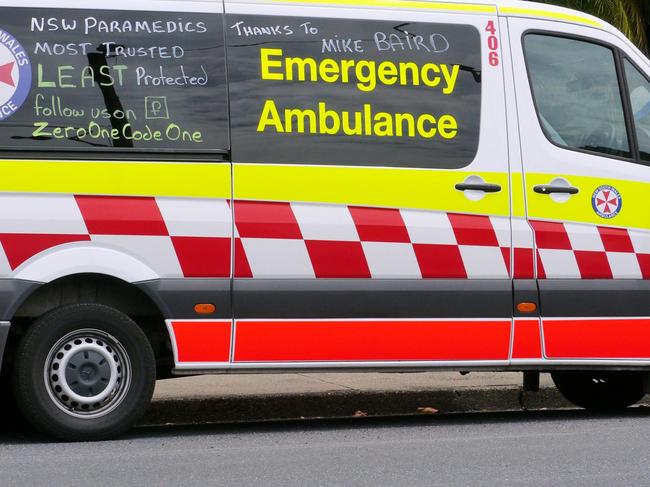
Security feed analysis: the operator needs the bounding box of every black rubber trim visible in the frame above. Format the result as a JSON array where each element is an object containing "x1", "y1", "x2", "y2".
[
  {"x1": 0, "y1": 321, "x2": 9, "y2": 373},
  {"x1": 233, "y1": 279, "x2": 512, "y2": 319},
  {"x1": 538, "y1": 280, "x2": 650, "y2": 317},
  {"x1": 136, "y1": 279, "x2": 231, "y2": 319},
  {"x1": 0, "y1": 279, "x2": 43, "y2": 321},
  {"x1": 514, "y1": 280, "x2": 540, "y2": 317}
]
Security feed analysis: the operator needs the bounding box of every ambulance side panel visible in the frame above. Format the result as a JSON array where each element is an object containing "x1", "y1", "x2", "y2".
[
  {"x1": 510, "y1": 17, "x2": 650, "y2": 364},
  {"x1": 224, "y1": 1, "x2": 515, "y2": 369},
  {"x1": 0, "y1": 1, "x2": 233, "y2": 372}
]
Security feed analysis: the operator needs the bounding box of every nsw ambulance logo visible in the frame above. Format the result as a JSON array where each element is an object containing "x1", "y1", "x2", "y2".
[
  {"x1": 592, "y1": 185, "x2": 622, "y2": 219},
  {"x1": 0, "y1": 28, "x2": 31, "y2": 121}
]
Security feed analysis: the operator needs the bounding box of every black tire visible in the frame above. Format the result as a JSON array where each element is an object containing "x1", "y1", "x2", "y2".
[
  {"x1": 12, "y1": 304, "x2": 156, "y2": 441},
  {"x1": 551, "y1": 371, "x2": 646, "y2": 411}
]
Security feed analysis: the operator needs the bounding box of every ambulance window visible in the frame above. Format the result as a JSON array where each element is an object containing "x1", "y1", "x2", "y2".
[
  {"x1": 227, "y1": 16, "x2": 482, "y2": 169},
  {"x1": 0, "y1": 8, "x2": 228, "y2": 152},
  {"x1": 524, "y1": 34, "x2": 630, "y2": 159},
  {"x1": 624, "y1": 60, "x2": 650, "y2": 163}
]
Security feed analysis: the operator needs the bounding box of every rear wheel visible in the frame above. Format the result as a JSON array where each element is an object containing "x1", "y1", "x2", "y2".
[
  {"x1": 551, "y1": 371, "x2": 645, "y2": 411},
  {"x1": 12, "y1": 304, "x2": 156, "y2": 441}
]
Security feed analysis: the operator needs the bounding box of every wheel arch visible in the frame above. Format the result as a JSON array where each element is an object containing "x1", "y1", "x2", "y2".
[{"x1": 3, "y1": 273, "x2": 174, "y2": 379}]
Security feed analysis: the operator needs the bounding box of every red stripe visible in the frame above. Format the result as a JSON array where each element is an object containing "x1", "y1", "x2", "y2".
[
  {"x1": 598, "y1": 226, "x2": 634, "y2": 253},
  {"x1": 530, "y1": 220, "x2": 571, "y2": 250},
  {"x1": 234, "y1": 201, "x2": 302, "y2": 239},
  {"x1": 234, "y1": 238, "x2": 253, "y2": 277},
  {"x1": 171, "y1": 236, "x2": 231, "y2": 278},
  {"x1": 413, "y1": 244, "x2": 467, "y2": 278},
  {"x1": 172, "y1": 321, "x2": 232, "y2": 363},
  {"x1": 0, "y1": 234, "x2": 90, "y2": 269},
  {"x1": 536, "y1": 250, "x2": 546, "y2": 279},
  {"x1": 512, "y1": 319, "x2": 542, "y2": 359},
  {"x1": 573, "y1": 250, "x2": 613, "y2": 279},
  {"x1": 544, "y1": 318, "x2": 650, "y2": 359},
  {"x1": 234, "y1": 320, "x2": 511, "y2": 362},
  {"x1": 637, "y1": 254, "x2": 650, "y2": 279},
  {"x1": 305, "y1": 240, "x2": 370, "y2": 278},
  {"x1": 75, "y1": 195, "x2": 168, "y2": 236},
  {"x1": 349, "y1": 206, "x2": 410, "y2": 243},
  {"x1": 514, "y1": 248, "x2": 534, "y2": 279},
  {"x1": 448, "y1": 214, "x2": 498, "y2": 247}
]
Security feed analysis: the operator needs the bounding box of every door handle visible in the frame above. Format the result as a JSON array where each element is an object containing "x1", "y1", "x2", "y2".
[
  {"x1": 533, "y1": 185, "x2": 579, "y2": 195},
  {"x1": 455, "y1": 183, "x2": 502, "y2": 193}
]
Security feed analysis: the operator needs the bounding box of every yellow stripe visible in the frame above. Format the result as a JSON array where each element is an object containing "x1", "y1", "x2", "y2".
[
  {"x1": 500, "y1": 6, "x2": 601, "y2": 28},
  {"x1": 510, "y1": 172, "x2": 526, "y2": 218},
  {"x1": 526, "y1": 173, "x2": 650, "y2": 230},
  {"x1": 271, "y1": 0, "x2": 496, "y2": 13},
  {"x1": 235, "y1": 164, "x2": 510, "y2": 216},
  {"x1": 0, "y1": 160, "x2": 231, "y2": 198}
]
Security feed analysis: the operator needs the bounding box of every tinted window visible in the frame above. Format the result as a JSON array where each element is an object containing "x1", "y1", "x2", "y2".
[
  {"x1": 524, "y1": 34, "x2": 630, "y2": 158},
  {"x1": 227, "y1": 15, "x2": 482, "y2": 168},
  {"x1": 624, "y1": 60, "x2": 650, "y2": 162},
  {"x1": 0, "y1": 8, "x2": 228, "y2": 151}
]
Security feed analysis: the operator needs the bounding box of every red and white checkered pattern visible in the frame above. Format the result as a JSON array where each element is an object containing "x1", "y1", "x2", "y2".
[
  {"x1": 532, "y1": 220, "x2": 650, "y2": 279},
  {"x1": 7, "y1": 194, "x2": 645, "y2": 282},
  {"x1": 0, "y1": 194, "x2": 232, "y2": 279},
  {"x1": 234, "y1": 201, "x2": 516, "y2": 279}
]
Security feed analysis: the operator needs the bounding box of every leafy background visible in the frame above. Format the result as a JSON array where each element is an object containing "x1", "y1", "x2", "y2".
[{"x1": 535, "y1": 0, "x2": 650, "y2": 53}]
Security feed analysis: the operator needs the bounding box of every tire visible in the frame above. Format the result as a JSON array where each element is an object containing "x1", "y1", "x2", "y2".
[
  {"x1": 12, "y1": 304, "x2": 156, "y2": 441},
  {"x1": 551, "y1": 371, "x2": 646, "y2": 411}
]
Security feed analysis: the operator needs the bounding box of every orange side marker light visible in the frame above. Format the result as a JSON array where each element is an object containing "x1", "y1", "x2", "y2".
[
  {"x1": 194, "y1": 303, "x2": 216, "y2": 315},
  {"x1": 516, "y1": 302, "x2": 537, "y2": 313}
]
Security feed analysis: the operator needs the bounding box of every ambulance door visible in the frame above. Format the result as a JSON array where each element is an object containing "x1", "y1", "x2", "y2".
[
  {"x1": 510, "y1": 17, "x2": 650, "y2": 363},
  {"x1": 226, "y1": 1, "x2": 513, "y2": 368}
]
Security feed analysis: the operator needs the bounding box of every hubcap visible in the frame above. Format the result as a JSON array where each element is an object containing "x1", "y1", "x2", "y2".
[{"x1": 45, "y1": 329, "x2": 131, "y2": 419}]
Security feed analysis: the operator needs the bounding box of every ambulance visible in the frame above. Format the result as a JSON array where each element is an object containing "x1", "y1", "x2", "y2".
[{"x1": 0, "y1": 0, "x2": 649, "y2": 440}]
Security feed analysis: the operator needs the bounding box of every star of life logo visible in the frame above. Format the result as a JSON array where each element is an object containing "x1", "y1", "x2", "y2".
[
  {"x1": 0, "y1": 28, "x2": 31, "y2": 121},
  {"x1": 592, "y1": 185, "x2": 622, "y2": 219}
]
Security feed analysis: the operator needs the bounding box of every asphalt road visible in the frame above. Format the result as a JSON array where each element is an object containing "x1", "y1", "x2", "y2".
[{"x1": 2, "y1": 410, "x2": 650, "y2": 486}]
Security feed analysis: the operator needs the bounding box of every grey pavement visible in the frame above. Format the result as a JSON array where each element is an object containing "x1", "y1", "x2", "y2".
[
  {"x1": 143, "y1": 372, "x2": 570, "y2": 426},
  {"x1": 3, "y1": 409, "x2": 650, "y2": 486},
  {"x1": 153, "y1": 371, "x2": 554, "y2": 399}
]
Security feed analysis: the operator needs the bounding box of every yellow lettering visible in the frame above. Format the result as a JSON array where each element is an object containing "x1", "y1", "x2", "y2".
[
  {"x1": 378, "y1": 62, "x2": 398, "y2": 85},
  {"x1": 373, "y1": 112, "x2": 393, "y2": 137},
  {"x1": 420, "y1": 64, "x2": 441, "y2": 88},
  {"x1": 355, "y1": 60, "x2": 377, "y2": 92},
  {"x1": 260, "y1": 48, "x2": 284, "y2": 81},
  {"x1": 318, "y1": 102, "x2": 341, "y2": 134},
  {"x1": 399, "y1": 62, "x2": 420, "y2": 86},
  {"x1": 284, "y1": 107, "x2": 316, "y2": 133},
  {"x1": 319, "y1": 59, "x2": 340, "y2": 83},
  {"x1": 417, "y1": 114, "x2": 437, "y2": 138},
  {"x1": 286, "y1": 57, "x2": 318, "y2": 82},
  {"x1": 395, "y1": 112, "x2": 415, "y2": 137},
  {"x1": 441, "y1": 64, "x2": 460, "y2": 95},
  {"x1": 257, "y1": 100, "x2": 285, "y2": 132},
  {"x1": 438, "y1": 114, "x2": 458, "y2": 138}
]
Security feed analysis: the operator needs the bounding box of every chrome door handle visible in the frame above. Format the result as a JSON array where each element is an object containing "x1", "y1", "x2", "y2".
[
  {"x1": 455, "y1": 183, "x2": 502, "y2": 193},
  {"x1": 533, "y1": 185, "x2": 579, "y2": 195}
]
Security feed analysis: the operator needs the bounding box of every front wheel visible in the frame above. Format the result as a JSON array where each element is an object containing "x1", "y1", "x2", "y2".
[
  {"x1": 12, "y1": 304, "x2": 156, "y2": 441},
  {"x1": 551, "y1": 371, "x2": 645, "y2": 411}
]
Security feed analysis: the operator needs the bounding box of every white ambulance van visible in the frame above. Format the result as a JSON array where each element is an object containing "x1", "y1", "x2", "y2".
[{"x1": 1, "y1": 0, "x2": 650, "y2": 440}]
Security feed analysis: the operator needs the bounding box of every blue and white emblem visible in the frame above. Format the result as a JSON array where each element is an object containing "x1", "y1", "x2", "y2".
[
  {"x1": 592, "y1": 185, "x2": 622, "y2": 219},
  {"x1": 0, "y1": 28, "x2": 31, "y2": 120}
]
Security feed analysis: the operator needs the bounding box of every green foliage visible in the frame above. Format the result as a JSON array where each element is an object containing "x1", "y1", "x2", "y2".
[{"x1": 535, "y1": 0, "x2": 649, "y2": 53}]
